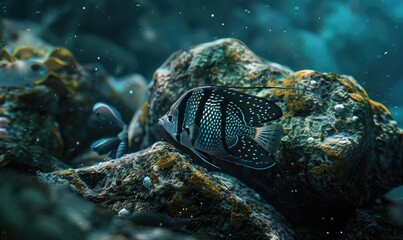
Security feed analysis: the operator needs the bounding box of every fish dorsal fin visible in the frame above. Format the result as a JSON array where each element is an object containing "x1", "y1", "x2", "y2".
[
  {"x1": 209, "y1": 87, "x2": 283, "y2": 127},
  {"x1": 219, "y1": 136, "x2": 276, "y2": 170},
  {"x1": 220, "y1": 84, "x2": 307, "y2": 98}
]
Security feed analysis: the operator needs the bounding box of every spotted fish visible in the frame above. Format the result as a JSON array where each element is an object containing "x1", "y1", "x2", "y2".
[{"x1": 159, "y1": 86, "x2": 284, "y2": 170}]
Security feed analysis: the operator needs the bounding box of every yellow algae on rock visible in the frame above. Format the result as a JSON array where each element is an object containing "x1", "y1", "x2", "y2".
[
  {"x1": 228, "y1": 196, "x2": 253, "y2": 228},
  {"x1": 0, "y1": 48, "x2": 16, "y2": 62},
  {"x1": 335, "y1": 74, "x2": 369, "y2": 98},
  {"x1": 44, "y1": 141, "x2": 295, "y2": 239},
  {"x1": 56, "y1": 169, "x2": 88, "y2": 193},
  {"x1": 311, "y1": 164, "x2": 328, "y2": 175},
  {"x1": 293, "y1": 69, "x2": 317, "y2": 79},
  {"x1": 275, "y1": 74, "x2": 312, "y2": 116},
  {"x1": 182, "y1": 170, "x2": 224, "y2": 202},
  {"x1": 46, "y1": 47, "x2": 79, "y2": 73},
  {"x1": 369, "y1": 99, "x2": 391, "y2": 116},
  {"x1": 156, "y1": 153, "x2": 177, "y2": 171},
  {"x1": 348, "y1": 92, "x2": 365, "y2": 102},
  {"x1": 0, "y1": 47, "x2": 80, "y2": 96},
  {"x1": 13, "y1": 46, "x2": 46, "y2": 60}
]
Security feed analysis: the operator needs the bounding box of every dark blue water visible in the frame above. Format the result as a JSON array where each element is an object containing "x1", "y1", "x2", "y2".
[{"x1": 1, "y1": 0, "x2": 402, "y2": 126}]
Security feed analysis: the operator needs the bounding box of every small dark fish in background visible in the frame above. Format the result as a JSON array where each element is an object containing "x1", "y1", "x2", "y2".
[
  {"x1": 91, "y1": 102, "x2": 128, "y2": 158},
  {"x1": 159, "y1": 86, "x2": 284, "y2": 170}
]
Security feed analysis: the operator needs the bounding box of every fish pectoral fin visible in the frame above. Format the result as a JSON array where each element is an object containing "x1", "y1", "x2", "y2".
[
  {"x1": 180, "y1": 128, "x2": 192, "y2": 148},
  {"x1": 221, "y1": 136, "x2": 276, "y2": 170},
  {"x1": 190, "y1": 148, "x2": 221, "y2": 169},
  {"x1": 91, "y1": 137, "x2": 120, "y2": 155},
  {"x1": 189, "y1": 125, "x2": 200, "y2": 145},
  {"x1": 253, "y1": 123, "x2": 283, "y2": 155}
]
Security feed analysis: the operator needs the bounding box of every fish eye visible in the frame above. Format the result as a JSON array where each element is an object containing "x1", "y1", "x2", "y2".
[
  {"x1": 167, "y1": 116, "x2": 173, "y2": 122},
  {"x1": 30, "y1": 63, "x2": 42, "y2": 72}
]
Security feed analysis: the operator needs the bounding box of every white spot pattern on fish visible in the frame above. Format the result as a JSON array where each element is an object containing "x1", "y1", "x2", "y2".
[{"x1": 159, "y1": 86, "x2": 284, "y2": 170}]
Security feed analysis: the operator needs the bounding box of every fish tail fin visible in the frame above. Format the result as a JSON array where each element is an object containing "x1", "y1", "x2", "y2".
[{"x1": 253, "y1": 124, "x2": 283, "y2": 154}]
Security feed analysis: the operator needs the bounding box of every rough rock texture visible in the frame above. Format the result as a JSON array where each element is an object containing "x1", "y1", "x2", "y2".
[
  {"x1": 0, "y1": 46, "x2": 92, "y2": 170},
  {"x1": 130, "y1": 38, "x2": 292, "y2": 148},
  {"x1": 340, "y1": 208, "x2": 403, "y2": 240},
  {"x1": 47, "y1": 141, "x2": 296, "y2": 240},
  {"x1": 0, "y1": 86, "x2": 68, "y2": 171},
  {"x1": 0, "y1": 169, "x2": 194, "y2": 240},
  {"x1": 129, "y1": 38, "x2": 403, "y2": 236},
  {"x1": 2, "y1": 38, "x2": 402, "y2": 239},
  {"x1": 0, "y1": 46, "x2": 140, "y2": 170},
  {"x1": 0, "y1": 170, "x2": 85, "y2": 240}
]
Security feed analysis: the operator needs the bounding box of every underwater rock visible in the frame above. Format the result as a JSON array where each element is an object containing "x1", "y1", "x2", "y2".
[
  {"x1": 0, "y1": 86, "x2": 68, "y2": 171},
  {"x1": 46, "y1": 141, "x2": 296, "y2": 240},
  {"x1": 0, "y1": 169, "x2": 194, "y2": 240},
  {"x1": 0, "y1": 46, "x2": 91, "y2": 169},
  {"x1": 129, "y1": 38, "x2": 292, "y2": 149},
  {"x1": 0, "y1": 170, "x2": 86, "y2": 240},
  {"x1": 0, "y1": 45, "x2": 146, "y2": 169},
  {"x1": 340, "y1": 208, "x2": 403, "y2": 240},
  {"x1": 129, "y1": 38, "x2": 403, "y2": 234},
  {"x1": 3, "y1": 1, "x2": 402, "y2": 127}
]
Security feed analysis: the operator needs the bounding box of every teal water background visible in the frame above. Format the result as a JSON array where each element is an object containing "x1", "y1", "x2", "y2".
[{"x1": 1, "y1": 0, "x2": 402, "y2": 126}]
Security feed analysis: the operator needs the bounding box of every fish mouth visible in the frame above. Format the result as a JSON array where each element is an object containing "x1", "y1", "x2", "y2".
[{"x1": 158, "y1": 118, "x2": 164, "y2": 125}]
